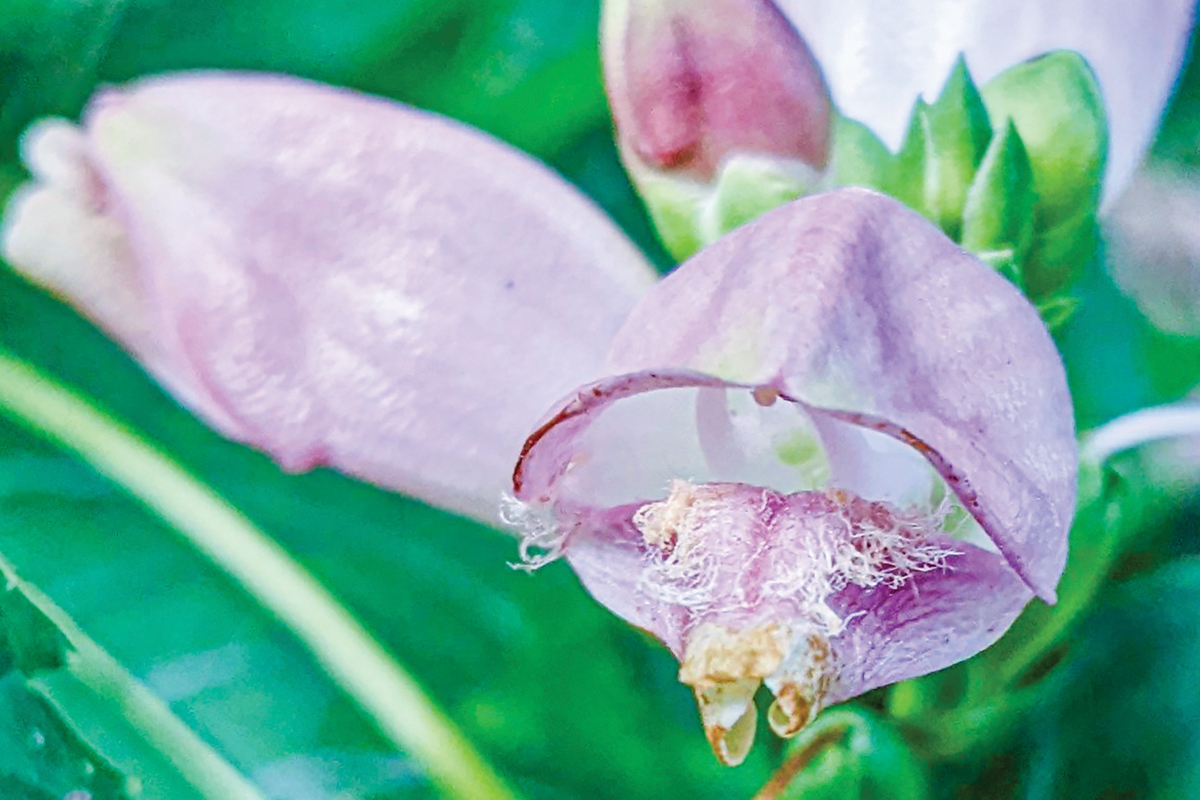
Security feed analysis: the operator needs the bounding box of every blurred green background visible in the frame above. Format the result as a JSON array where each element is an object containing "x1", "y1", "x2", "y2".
[{"x1": 0, "y1": 1, "x2": 1199, "y2": 798}]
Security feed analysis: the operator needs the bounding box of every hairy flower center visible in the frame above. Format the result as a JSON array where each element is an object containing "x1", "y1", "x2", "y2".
[
  {"x1": 632, "y1": 480, "x2": 958, "y2": 763},
  {"x1": 507, "y1": 474, "x2": 961, "y2": 766}
]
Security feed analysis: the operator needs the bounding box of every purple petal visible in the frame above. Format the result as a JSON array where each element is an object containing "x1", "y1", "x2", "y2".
[
  {"x1": 510, "y1": 188, "x2": 1074, "y2": 759},
  {"x1": 826, "y1": 543, "x2": 1032, "y2": 703},
  {"x1": 602, "y1": 188, "x2": 1075, "y2": 600},
  {"x1": 776, "y1": 0, "x2": 1194, "y2": 202},
  {"x1": 2, "y1": 72, "x2": 656, "y2": 523}
]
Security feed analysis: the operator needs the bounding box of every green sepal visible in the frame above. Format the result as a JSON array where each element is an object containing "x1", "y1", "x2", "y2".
[
  {"x1": 923, "y1": 55, "x2": 993, "y2": 237},
  {"x1": 974, "y1": 249, "x2": 1023, "y2": 288},
  {"x1": 710, "y1": 154, "x2": 816, "y2": 240},
  {"x1": 632, "y1": 153, "x2": 820, "y2": 262},
  {"x1": 961, "y1": 120, "x2": 1037, "y2": 287},
  {"x1": 982, "y1": 50, "x2": 1106, "y2": 297},
  {"x1": 887, "y1": 98, "x2": 932, "y2": 220},
  {"x1": 830, "y1": 114, "x2": 891, "y2": 191},
  {"x1": 887, "y1": 57, "x2": 992, "y2": 238},
  {"x1": 627, "y1": 169, "x2": 707, "y2": 261},
  {"x1": 771, "y1": 708, "x2": 929, "y2": 800},
  {"x1": 1026, "y1": 209, "x2": 1100, "y2": 299}
]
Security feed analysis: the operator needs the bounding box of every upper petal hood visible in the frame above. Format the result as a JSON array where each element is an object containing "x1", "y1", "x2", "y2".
[
  {"x1": 601, "y1": 187, "x2": 1075, "y2": 600},
  {"x1": 1, "y1": 72, "x2": 657, "y2": 524},
  {"x1": 776, "y1": 0, "x2": 1195, "y2": 203}
]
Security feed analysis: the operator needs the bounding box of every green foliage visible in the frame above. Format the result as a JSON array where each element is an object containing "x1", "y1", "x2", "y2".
[
  {"x1": 0, "y1": 0, "x2": 609, "y2": 163},
  {"x1": 1025, "y1": 560, "x2": 1200, "y2": 799},
  {"x1": 0, "y1": 554, "x2": 267, "y2": 800},
  {"x1": 0, "y1": 573, "x2": 131, "y2": 800}
]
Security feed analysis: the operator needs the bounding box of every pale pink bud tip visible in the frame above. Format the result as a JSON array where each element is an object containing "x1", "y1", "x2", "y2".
[{"x1": 604, "y1": 0, "x2": 832, "y2": 180}]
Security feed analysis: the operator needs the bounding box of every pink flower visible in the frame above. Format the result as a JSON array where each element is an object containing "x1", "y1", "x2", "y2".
[
  {"x1": 508, "y1": 188, "x2": 1075, "y2": 763},
  {"x1": 603, "y1": 0, "x2": 832, "y2": 182},
  {"x1": 1, "y1": 73, "x2": 1075, "y2": 764}
]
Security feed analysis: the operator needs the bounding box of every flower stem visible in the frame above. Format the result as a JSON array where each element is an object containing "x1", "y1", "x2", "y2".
[
  {"x1": 1081, "y1": 402, "x2": 1200, "y2": 464},
  {"x1": 0, "y1": 349, "x2": 522, "y2": 800},
  {"x1": 751, "y1": 725, "x2": 848, "y2": 800}
]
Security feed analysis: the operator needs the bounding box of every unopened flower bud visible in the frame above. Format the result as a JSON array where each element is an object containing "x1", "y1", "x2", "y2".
[
  {"x1": 980, "y1": 51, "x2": 1106, "y2": 298},
  {"x1": 0, "y1": 73, "x2": 657, "y2": 522},
  {"x1": 602, "y1": 0, "x2": 833, "y2": 258}
]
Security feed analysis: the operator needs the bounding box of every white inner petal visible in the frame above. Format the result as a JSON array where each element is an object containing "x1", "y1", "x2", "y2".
[{"x1": 557, "y1": 386, "x2": 830, "y2": 509}]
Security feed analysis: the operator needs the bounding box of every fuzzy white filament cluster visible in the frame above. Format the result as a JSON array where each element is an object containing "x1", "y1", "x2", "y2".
[{"x1": 632, "y1": 480, "x2": 960, "y2": 638}]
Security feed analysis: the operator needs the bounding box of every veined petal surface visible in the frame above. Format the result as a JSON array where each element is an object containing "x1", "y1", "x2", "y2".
[{"x1": 602, "y1": 188, "x2": 1074, "y2": 599}]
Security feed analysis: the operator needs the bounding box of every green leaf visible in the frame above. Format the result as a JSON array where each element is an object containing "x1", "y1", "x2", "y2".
[
  {"x1": 0, "y1": 0, "x2": 129, "y2": 161},
  {"x1": 1025, "y1": 560, "x2": 1200, "y2": 799},
  {"x1": 0, "y1": 673, "x2": 126, "y2": 800},
  {"x1": 363, "y1": 0, "x2": 610, "y2": 159},
  {"x1": 1, "y1": 553, "x2": 267, "y2": 800},
  {"x1": 1, "y1": 0, "x2": 609, "y2": 164},
  {"x1": 981, "y1": 51, "x2": 1106, "y2": 298},
  {"x1": 960, "y1": 120, "x2": 1036, "y2": 285}
]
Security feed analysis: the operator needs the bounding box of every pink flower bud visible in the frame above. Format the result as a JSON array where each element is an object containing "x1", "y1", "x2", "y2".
[
  {"x1": 603, "y1": 0, "x2": 832, "y2": 182},
  {"x1": 0, "y1": 73, "x2": 657, "y2": 523}
]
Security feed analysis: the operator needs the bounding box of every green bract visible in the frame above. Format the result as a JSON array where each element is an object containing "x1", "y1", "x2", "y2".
[
  {"x1": 961, "y1": 121, "x2": 1037, "y2": 287},
  {"x1": 889, "y1": 57, "x2": 992, "y2": 239},
  {"x1": 864, "y1": 50, "x2": 1106, "y2": 318},
  {"x1": 982, "y1": 51, "x2": 1107, "y2": 298}
]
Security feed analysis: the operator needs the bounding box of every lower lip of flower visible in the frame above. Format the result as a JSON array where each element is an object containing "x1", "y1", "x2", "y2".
[{"x1": 514, "y1": 476, "x2": 960, "y2": 765}]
